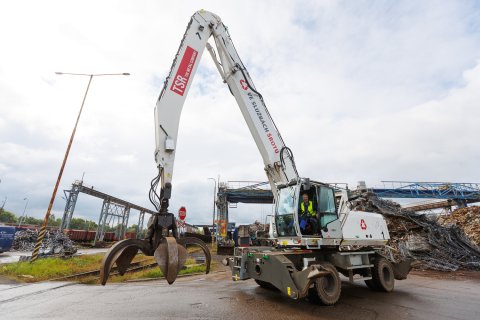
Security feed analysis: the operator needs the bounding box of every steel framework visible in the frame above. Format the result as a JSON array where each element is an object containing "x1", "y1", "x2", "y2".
[
  {"x1": 94, "y1": 200, "x2": 130, "y2": 244},
  {"x1": 372, "y1": 181, "x2": 480, "y2": 207},
  {"x1": 60, "y1": 180, "x2": 156, "y2": 240},
  {"x1": 215, "y1": 181, "x2": 274, "y2": 239},
  {"x1": 215, "y1": 180, "x2": 480, "y2": 217}
]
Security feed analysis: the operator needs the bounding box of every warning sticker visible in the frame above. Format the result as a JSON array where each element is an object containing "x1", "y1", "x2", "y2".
[{"x1": 170, "y1": 46, "x2": 198, "y2": 96}]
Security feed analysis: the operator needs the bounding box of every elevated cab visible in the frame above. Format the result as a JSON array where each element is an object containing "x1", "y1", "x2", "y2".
[
  {"x1": 274, "y1": 179, "x2": 389, "y2": 248},
  {"x1": 275, "y1": 180, "x2": 341, "y2": 246}
]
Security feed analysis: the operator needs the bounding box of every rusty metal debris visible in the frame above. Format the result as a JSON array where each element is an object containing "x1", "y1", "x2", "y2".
[
  {"x1": 12, "y1": 229, "x2": 77, "y2": 256},
  {"x1": 438, "y1": 206, "x2": 480, "y2": 246},
  {"x1": 350, "y1": 192, "x2": 480, "y2": 271}
]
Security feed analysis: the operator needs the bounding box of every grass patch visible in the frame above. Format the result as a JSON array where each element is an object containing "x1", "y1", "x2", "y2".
[
  {"x1": 1, "y1": 247, "x2": 214, "y2": 284},
  {"x1": 0, "y1": 254, "x2": 153, "y2": 283},
  {"x1": 1, "y1": 254, "x2": 103, "y2": 282}
]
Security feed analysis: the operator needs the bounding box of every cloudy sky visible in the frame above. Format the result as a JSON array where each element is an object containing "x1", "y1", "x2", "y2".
[{"x1": 1, "y1": 0, "x2": 479, "y2": 227}]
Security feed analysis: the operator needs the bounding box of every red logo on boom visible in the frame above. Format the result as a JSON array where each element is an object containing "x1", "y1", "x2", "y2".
[
  {"x1": 240, "y1": 79, "x2": 248, "y2": 90},
  {"x1": 360, "y1": 219, "x2": 367, "y2": 230},
  {"x1": 170, "y1": 46, "x2": 198, "y2": 96}
]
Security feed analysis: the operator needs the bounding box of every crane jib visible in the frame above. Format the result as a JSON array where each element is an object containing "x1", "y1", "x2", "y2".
[
  {"x1": 171, "y1": 46, "x2": 198, "y2": 96},
  {"x1": 248, "y1": 92, "x2": 269, "y2": 133},
  {"x1": 247, "y1": 92, "x2": 279, "y2": 154}
]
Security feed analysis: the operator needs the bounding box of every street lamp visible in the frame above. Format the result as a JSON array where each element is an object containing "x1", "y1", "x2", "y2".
[
  {"x1": 31, "y1": 71, "x2": 129, "y2": 262},
  {"x1": 0, "y1": 197, "x2": 6, "y2": 210},
  {"x1": 207, "y1": 177, "x2": 217, "y2": 247},
  {"x1": 18, "y1": 197, "x2": 29, "y2": 227},
  {"x1": 0, "y1": 179, "x2": 6, "y2": 210},
  {"x1": 55, "y1": 72, "x2": 130, "y2": 76}
]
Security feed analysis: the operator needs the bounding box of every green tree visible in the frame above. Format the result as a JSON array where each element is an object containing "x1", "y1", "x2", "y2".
[
  {"x1": 48, "y1": 216, "x2": 62, "y2": 227},
  {"x1": 22, "y1": 216, "x2": 43, "y2": 226},
  {"x1": 69, "y1": 217, "x2": 97, "y2": 230},
  {"x1": 0, "y1": 208, "x2": 17, "y2": 223},
  {"x1": 126, "y1": 224, "x2": 138, "y2": 232}
]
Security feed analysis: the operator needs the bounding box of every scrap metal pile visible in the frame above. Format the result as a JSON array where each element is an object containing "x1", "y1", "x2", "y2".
[
  {"x1": 248, "y1": 220, "x2": 270, "y2": 239},
  {"x1": 438, "y1": 206, "x2": 480, "y2": 246},
  {"x1": 350, "y1": 192, "x2": 480, "y2": 271},
  {"x1": 12, "y1": 229, "x2": 77, "y2": 256}
]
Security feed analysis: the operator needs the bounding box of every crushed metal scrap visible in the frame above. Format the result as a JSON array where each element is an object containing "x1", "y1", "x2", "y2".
[
  {"x1": 12, "y1": 229, "x2": 77, "y2": 256},
  {"x1": 438, "y1": 206, "x2": 480, "y2": 246},
  {"x1": 350, "y1": 192, "x2": 480, "y2": 271}
]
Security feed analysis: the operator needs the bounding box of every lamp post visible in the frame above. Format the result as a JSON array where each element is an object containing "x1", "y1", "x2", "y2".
[
  {"x1": 0, "y1": 179, "x2": 3, "y2": 210},
  {"x1": 0, "y1": 179, "x2": 6, "y2": 210},
  {"x1": 18, "y1": 197, "x2": 29, "y2": 227},
  {"x1": 0, "y1": 197, "x2": 6, "y2": 210},
  {"x1": 207, "y1": 177, "x2": 217, "y2": 249},
  {"x1": 31, "y1": 72, "x2": 130, "y2": 262}
]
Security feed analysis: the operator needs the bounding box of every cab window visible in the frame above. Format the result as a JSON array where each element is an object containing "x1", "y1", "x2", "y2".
[
  {"x1": 317, "y1": 186, "x2": 337, "y2": 228},
  {"x1": 317, "y1": 186, "x2": 336, "y2": 213},
  {"x1": 275, "y1": 186, "x2": 297, "y2": 236}
]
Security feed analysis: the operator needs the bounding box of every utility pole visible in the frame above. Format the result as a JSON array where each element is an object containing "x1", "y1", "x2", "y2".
[
  {"x1": 31, "y1": 72, "x2": 129, "y2": 262},
  {"x1": 0, "y1": 179, "x2": 4, "y2": 210}
]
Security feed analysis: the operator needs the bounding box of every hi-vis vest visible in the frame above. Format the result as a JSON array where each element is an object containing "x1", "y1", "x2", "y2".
[{"x1": 301, "y1": 201, "x2": 315, "y2": 217}]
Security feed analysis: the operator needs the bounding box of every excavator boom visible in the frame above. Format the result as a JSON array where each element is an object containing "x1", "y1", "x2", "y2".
[
  {"x1": 101, "y1": 10, "x2": 298, "y2": 286},
  {"x1": 153, "y1": 10, "x2": 298, "y2": 211}
]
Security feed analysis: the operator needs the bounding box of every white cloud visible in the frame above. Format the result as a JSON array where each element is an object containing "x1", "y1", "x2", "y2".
[{"x1": 0, "y1": 1, "x2": 479, "y2": 226}]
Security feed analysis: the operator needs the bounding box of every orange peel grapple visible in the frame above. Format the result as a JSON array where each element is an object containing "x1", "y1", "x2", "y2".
[{"x1": 100, "y1": 196, "x2": 211, "y2": 285}]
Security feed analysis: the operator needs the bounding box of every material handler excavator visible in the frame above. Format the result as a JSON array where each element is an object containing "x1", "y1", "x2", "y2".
[{"x1": 100, "y1": 10, "x2": 412, "y2": 305}]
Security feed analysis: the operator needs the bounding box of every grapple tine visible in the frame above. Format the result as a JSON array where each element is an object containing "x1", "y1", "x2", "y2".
[
  {"x1": 115, "y1": 246, "x2": 139, "y2": 275},
  {"x1": 100, "y1": 239, "x2": 153, "y2": 285},
  {"x1": 177, "y1": 237, "x2": 212, "y2": 274},
  {"x1": 154, "y1": 237, "x2": 187, "y2": 284}
]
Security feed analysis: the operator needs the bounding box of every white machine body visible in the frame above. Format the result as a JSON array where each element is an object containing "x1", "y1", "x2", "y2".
[
  {"x1": 340, "y1": 211, "x2": 390, "y2": 245},
  {"x1": 153, "y1": 10, "x2": 390, "y2": 249}
]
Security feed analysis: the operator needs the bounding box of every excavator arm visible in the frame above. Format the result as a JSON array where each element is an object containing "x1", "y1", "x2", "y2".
[
  {"x1": 101, "y1": 10, "x2": 298, "y2": 285},
  {"x1": 153, "y1": 10, "x2": 298, "y2": 212}
]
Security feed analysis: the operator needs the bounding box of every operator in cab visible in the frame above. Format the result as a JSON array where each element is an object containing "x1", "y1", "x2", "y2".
[{"x1": 299, "y1": 193, "x2": 318, "y2": 235}]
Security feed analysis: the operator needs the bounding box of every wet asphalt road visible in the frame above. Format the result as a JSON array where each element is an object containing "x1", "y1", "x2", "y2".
[{"x1": 0, "y1": 270, "x2": 479, "y2": 320}]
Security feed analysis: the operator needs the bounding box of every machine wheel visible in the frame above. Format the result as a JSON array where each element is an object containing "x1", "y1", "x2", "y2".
[
  {"x1": 312, "y1": 262, "x2": 341, "y2": 305},
  {"x1": 366, "y1": 257, "x2": 395, "y2": 292},
  {"x1": 254, "y1": 279, "x2": 277, "y2": 290},
  {"x1": 364, "y1": 279, "x2": 380, "y2": 291}
]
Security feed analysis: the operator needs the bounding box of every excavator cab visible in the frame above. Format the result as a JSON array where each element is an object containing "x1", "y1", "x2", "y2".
[{"x1": 275, "y1": 180, "x2": 340, "y2": 239}]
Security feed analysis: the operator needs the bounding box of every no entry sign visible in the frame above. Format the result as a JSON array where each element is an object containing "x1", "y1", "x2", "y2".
[{"x1": 178, "y1": 206, "x2": 187, "y2": 220}]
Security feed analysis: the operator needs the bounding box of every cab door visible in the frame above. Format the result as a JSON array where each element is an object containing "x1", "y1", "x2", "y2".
[
  {"x1": 317, "y1": 186, "x2": 343, "y2": 239},
  {"x1": 274, "y1": 185, "x2": 300, "y2": 237}
]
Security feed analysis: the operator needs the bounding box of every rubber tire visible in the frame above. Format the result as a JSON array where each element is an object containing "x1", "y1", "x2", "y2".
[
  {"x1": 364, "y1": 278, "x2": 380, "y2": 291},
  {"x1": 367, "y1": 257, "x2": 395, "y2": 292},
  {"x1": 312, "y1": 262, "x2": 341, "y2": 306},
  {"x1": 307, "y1": 287, "x2": 320, "y2": 304},
  {"x1": 255, "y1": 279, "x2": 278, "y2": 290}
]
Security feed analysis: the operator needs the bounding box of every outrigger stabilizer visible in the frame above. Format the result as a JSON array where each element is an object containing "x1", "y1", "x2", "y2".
[{"x1": 100, "y1": 183, "x2": 211, "y2": 285}]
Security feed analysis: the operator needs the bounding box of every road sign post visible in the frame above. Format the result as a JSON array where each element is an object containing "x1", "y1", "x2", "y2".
[{"x1": 178, "y1": 206, "x2": 186, "y2": 221}]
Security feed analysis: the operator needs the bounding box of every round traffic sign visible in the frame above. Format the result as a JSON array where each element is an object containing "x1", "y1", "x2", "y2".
[{"x1": 178, "y1": 206, "x2": 187, "y2": 220}]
